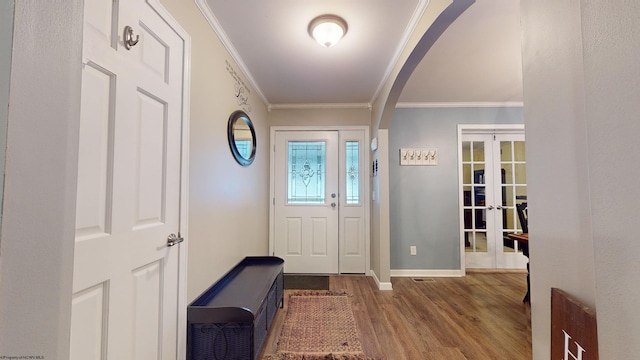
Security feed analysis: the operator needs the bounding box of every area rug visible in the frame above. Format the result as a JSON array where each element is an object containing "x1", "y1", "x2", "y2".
[{"x1": 267, "y1": 291, "x2": 373, "y2": 360}]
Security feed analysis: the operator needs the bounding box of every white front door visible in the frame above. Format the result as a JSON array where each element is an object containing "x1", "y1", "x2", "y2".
[
  {"x1": 272, "y1": 129, "x2": 368, "y2": 274},
  {"x1": 71, "y1": 0, "x2": 186, "y2": 359},
  {"x1": 274, "y1": 131, "x2": 340, "y2": 274},
  {"x1": 460, "y1": 127, "x2": 527, "y2": 269}
]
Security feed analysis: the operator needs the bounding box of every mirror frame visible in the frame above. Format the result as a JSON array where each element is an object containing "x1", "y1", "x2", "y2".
[{"x1": 227, "y1": 110, "x2": 257, "y2": 166}]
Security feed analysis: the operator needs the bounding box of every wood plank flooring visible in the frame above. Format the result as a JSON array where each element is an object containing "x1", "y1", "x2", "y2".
[{"x1": 261, "y1": 272, "x2": 532, "y2": 360}]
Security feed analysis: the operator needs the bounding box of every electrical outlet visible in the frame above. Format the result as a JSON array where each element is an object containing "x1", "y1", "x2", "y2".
[{"x1": 410, "y1": 246, "x2": 417, "y2": 256}]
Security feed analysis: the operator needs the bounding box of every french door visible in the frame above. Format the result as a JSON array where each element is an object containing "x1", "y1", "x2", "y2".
[
  {"x1": 271, "y1": 129, "x2": 368, "y2": 274},
  {"x1": 459, "y1": 126, "x2": 527, "y2": 269}
]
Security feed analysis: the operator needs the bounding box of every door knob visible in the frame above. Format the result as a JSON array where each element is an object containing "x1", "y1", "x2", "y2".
[
  {"x1": 331, "y1": 202, "x2": 336, "y2": 208},
  {"x1": 167, "y1": 233, "x2": 184, "y2": 247},
  {"x1": 487, "y1": 205, "x2": 494, "y2": 210}
]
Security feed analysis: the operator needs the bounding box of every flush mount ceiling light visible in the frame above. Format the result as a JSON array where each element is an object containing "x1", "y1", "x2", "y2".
[{"x1": 308, "y1": 15, "x2": 348, "y2": 48}]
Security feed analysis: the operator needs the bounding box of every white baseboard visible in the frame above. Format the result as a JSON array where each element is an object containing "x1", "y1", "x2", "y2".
[
  {"x1": 390, "y1": 269, "x2": 464, "y2": 277},
  {"x1": 369, "y1": 270, "x2": 393, "y2": 290}
]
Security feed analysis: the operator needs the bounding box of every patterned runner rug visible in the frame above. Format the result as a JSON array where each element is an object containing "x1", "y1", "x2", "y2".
[{"x1": 267, "y1": 291, "x2": 373, "y2": 360}]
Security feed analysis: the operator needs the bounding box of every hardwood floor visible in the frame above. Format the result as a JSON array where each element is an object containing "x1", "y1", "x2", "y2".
[{"x1": 261, "y1": 272, "x2": 532, "y2": 360}]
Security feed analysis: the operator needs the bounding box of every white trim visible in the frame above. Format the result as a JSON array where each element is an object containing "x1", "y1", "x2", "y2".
[
  {"x1": 390, "y1": 269, "x2": 464, "y2": 277},
  {"x1": 269, "y1": 126, "x2": 370, "y2": 276},
  {"x1": 146, "y1": 1, "x2": 191, "y2": 359},
  {"x1": 268, "y1": 103, "x2": 372, "y2": 111},
  {"x1": 194, "y1": 0, "x2": 268, "y2": 106},
  {"x1": 396, "y1": 101, "x2": 524, "y2": 109},
  {"x1": 457, "y1": 125, "x2": 467, "y2": 275},
  {"x1": 370, "y1": 0, "x2": 429, "y2": 104},
  {"x1": 370, "y1": 270, "x2": 393, "y2": 291},
  {"x1": 458, "y1": 123, "x2": 525, "y2": 135}
]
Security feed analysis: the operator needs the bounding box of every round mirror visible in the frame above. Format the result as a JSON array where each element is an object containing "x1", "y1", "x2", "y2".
[{"x1": 227, "y1": 110, "x2": 256, "y2": 166}]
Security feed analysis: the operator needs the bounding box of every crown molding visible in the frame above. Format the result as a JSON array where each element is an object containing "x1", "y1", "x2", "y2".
[
  {"x1": 395, "y1": 101, "x2": 524, "y2": 108},
  {"x1": 268, "y1": 103, "x2": 372, "y2": 111},
  {"x1": 370, "y1": 0, "x2": 429, "y2": 104}
]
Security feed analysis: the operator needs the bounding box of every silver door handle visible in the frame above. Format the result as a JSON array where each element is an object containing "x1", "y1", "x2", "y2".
[
  {"x1": 487, "y1": 205, "x2": 494, "y2": 210},
  {"x1": 331, "y1": 202, "x2": 336, "y2": 208},
  {"x1": 167, "y1": 233, "x2": 184, "y2": 247},
  {"x1": 496, "y1": 205, "x2": 502, "y2": 210}
]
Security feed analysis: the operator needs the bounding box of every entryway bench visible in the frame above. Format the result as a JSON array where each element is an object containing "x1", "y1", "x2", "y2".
[{"x1": 187, "y1": 256, "x2": 284, "y2": 360}]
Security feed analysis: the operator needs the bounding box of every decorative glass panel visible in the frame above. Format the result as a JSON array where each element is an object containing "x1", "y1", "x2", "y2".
[
  {"x1": 287, "y1": 141, "x2": 325, "y2": 204},
  {"x1": 345, "y1": 141, "x2": 359, "y2": 204}
]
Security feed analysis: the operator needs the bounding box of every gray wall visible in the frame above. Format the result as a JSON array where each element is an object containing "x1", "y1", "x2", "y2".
[
  {"x1": 0, "y1": 0, "x2": 13, "y2": 240},
  {"x1": 522, "y1": 1, "x2": 640, "y2": 358},
  {"x1": 0, "y1": 1, "x2": 83, "y2": 357},
  {"x1": 388, "y1": 107, "x2": 523, "y2": 270}
]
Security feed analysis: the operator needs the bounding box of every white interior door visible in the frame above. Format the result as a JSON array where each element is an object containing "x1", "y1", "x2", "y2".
[
  {"x1": 460, "y1": 128, "x2": 527, "y2": 269},
  {"x1": 274, "y1": 131, "x2": 339, "y2": 274},
  {"x1": 71, "y1": 0, "x2": 185, "y2": 359}
]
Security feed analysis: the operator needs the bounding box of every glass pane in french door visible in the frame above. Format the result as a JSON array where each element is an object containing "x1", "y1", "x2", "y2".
[
  {"x1": 500, "y1": 140, "x2": 527, "y2": 253},
  {"x1": 462, "y1": 141, "x2": 487, "y2": 253}
]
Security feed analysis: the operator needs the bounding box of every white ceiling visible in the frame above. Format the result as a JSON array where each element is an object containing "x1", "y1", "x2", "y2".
[{"x1": 199, "y1": 0, "x2": 523, "y2": 108}]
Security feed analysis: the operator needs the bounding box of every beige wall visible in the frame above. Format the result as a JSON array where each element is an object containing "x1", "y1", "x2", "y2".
[
  {"x1": 268, "y1": 107, "x2": 371, "y2": 127},
  {"x1": 161, "y1": 0, "x2": 271, "y2": 302}
]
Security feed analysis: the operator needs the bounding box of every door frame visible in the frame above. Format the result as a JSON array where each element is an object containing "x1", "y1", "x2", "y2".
[
  {"x1": 269, "y1": 126, "x2": 371, "y2": 274},
  {"x1": 140, "y1": 1, "x2": 191, "y2": 358},
  {"x1": 457, "y1": 124, "x2": 525, "y2": 273}
]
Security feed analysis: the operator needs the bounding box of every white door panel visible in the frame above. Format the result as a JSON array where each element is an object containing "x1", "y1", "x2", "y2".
[{"x1": 72, "y1": 0, "x2": 185, "y2": 358}]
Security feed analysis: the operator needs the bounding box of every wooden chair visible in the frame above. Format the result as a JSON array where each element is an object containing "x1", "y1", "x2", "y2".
[
  {"x1": 516, "y1": 202, "x2": 530, "y2": 303},
  {"x1": 516, "y1": 202, "x2": 528, "y2": 233}
]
